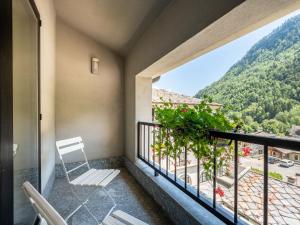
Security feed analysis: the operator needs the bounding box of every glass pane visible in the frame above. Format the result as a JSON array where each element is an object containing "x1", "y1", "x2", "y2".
[{"x1": 13, "y1": 0, "x2": 39, "y2": 224}]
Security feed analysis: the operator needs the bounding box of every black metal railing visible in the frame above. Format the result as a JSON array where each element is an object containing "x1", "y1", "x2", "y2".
[{"x1": 137, "y1": 121, "x2": 300, "y2": 225}]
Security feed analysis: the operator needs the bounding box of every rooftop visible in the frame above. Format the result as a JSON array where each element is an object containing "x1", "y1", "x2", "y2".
[
  {"x1": 152, "y1": 88, "x2": 221, "y2": 108},
  {"x1": 200, "y1": 171, "x2": 300, "y2": 225},
  {"x1": 251, "y1": 131, "x2": 277, "y2": 137},
  {"x1": 271, "y1": 147, "x2": 300, "y2": 155}
]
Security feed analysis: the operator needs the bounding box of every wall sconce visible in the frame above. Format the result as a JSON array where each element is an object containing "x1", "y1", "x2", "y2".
[{"x1": 91, "y1": 57, "x2": 99, "y2": 74}]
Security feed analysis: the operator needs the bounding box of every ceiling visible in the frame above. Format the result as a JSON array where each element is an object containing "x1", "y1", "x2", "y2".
[{"x1": 54, "y1": 0, "x2": 171, "y2": 56}]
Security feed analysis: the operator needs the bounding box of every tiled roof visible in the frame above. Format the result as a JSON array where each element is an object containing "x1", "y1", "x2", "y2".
[
  {"x1": 251, "y1": 131, "x2": 276, "y2": 137},
  {"x1": 152, "y1": 88, "x2": 201, "y2": 105},
  {"x1": 271, "y1": 147, "x2": 299, "y2": 154},
  {"x1": 200, "y1": 171, "x2": 300, "y2": 225},
  {"x1": 152, "y1": 88, "x2": 221, "y2": 107}
]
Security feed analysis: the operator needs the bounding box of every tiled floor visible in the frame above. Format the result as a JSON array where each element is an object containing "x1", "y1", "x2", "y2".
[{"x1": 48, "y1": 169, "x2": 173, "y2": 225}]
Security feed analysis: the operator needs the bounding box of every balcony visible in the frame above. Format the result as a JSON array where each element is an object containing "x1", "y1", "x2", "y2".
[
  {"x1": 137, "y1": 122, "x2": 300, "y2": 225},
  {"x1": 2, "y1": 1, "x2": 300, "y2": 225}
]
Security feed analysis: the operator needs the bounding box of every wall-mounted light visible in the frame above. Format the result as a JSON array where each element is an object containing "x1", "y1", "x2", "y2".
[{"x1": 91, "y1": 57, "x2": 99, "y2": 75}]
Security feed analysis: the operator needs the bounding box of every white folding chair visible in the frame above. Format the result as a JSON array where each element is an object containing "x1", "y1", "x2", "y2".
[
  {"x1": 56, "y1": 137, "x2": 120, "y2": 224},
  {"x1": 23, "y1": 181, "x2": 149, "y2": 225}
]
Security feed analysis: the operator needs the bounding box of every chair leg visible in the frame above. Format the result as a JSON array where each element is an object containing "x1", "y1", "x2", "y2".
[
  {"x1": 65, "y1": 204, "x2": 83, "y2": 221},
  {"x1": 66, "y1": 185, "x2": 117, "y2": 225},
  {"x1": 81, "y1": 201, "x2": 101, "y2": 225},
  {"x1": 66, "y1": 186, "x2": 100, "y2": 225},
  {"x1": 102, "y1": 187, "x2": 117, "y2": 222}
]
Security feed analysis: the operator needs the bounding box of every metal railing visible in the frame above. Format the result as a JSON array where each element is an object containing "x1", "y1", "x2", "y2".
[{"x1": 137, "y1": 121, "x2": 300, "y2": 225}]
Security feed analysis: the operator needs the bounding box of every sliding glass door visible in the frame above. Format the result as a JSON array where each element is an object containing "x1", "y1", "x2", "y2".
[{"x1": 13, "y1": 0, "x2": 40, "y2": 224}]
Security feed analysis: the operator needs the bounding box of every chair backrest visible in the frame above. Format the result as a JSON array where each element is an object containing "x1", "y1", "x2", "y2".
[
  {"x1": 56, "y1": 136, "x2": 90, "y2": 182},
  {"x1": 23, "y1": 181, "x2": 67, "y2": 225}
]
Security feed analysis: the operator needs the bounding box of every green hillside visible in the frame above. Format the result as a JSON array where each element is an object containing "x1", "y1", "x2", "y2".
[{"x1": 195, "y1": 15, "x2": 300, "y2": 135}]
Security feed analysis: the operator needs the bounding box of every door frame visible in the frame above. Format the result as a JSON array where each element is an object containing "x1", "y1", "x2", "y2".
[
  {"x1": 29, "y1": 0, "x2": 42, "y2": 194},
  {"x1": 0, "y1": 0, "x2": 13, "y2": 224},
  {"x1": 0, "y1": 0, "x2": 41, "y2": 224}
]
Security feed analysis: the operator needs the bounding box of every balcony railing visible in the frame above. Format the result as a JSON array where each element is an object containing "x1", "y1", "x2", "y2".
[{"x1": 137, "y1": 121, "x2": 300, "y2": 225}]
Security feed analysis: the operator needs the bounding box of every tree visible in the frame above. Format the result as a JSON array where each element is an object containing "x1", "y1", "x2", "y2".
[{"x1": 195, "y1": 15, "x2": 300, "y2": 135}]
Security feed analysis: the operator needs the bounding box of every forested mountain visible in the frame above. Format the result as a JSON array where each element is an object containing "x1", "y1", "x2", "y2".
[{"x1": 195, "y1": 15, "x2": 300, "y2": 135}]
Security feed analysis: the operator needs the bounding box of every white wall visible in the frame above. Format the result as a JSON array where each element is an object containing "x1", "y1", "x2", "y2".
[
  {"x1": 13, "y1": 0, "x2": 39, "y2": 171},
  {"x1": 35, "y1": 0, "x2": 56, "y2": 193},
  {"x1": 55, "y1": 19, "x2": 124, "y2": 163},
  {"x1": 125, "y1": 0, "x2": 244, "y2": 162},
  {"x1": 136, "y1": 77, "x2": 152, "y2": 124},
  {"x1": 13, "y1": 2, "x2": 40, "y2": 222}
]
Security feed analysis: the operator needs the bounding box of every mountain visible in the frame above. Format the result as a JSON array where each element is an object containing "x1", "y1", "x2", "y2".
[{"x1": 195, "y1": 15, "x2": 300, "y2": 135}]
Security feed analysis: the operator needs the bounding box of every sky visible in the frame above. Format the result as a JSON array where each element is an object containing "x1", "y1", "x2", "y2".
[{"x1": 153, "y1": 9, "x2": 300, "y2": 96}]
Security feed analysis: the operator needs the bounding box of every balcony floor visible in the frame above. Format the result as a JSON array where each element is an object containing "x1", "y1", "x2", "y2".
[{"x1": 47, "y1": 168, "x2": 173, "y2": 225}]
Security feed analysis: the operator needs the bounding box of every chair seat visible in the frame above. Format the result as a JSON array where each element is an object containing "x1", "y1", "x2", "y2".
[
  {"x1": 70, "y1": 169, "x2": 120, "y2": 187},
  {"x1": 103, "y1": 210, "x2": 148, "y2": 225}
]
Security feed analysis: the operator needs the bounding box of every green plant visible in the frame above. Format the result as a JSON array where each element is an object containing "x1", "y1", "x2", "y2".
[
  {"x1": 251, "y1": 168, "x2": 283, "y2": 181},
  {"x1": 269, "y1": 171, "x2": 283, "y2": 180},
  {"x1": 153, "y1": 97, "x2": 239, "y2": 179},
  {"x1": 251, "y1": 167, "x2": 262, "y2": 174},
  {"x1": 195, "y1": 15, "x2": 300, "y2": 135}
]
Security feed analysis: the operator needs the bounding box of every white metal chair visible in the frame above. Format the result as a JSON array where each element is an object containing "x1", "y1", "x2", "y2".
[
  {"x1": 56, "y1": 137, "x2": 120, "y2": 224},
  {"x1": 23, "y1": 181, "x2": 148, "y2": 225}
]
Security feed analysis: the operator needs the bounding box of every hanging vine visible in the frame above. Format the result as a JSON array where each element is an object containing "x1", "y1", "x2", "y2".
[{"x1": 153, "y1": 97, "x2": 241, "y2": 179}]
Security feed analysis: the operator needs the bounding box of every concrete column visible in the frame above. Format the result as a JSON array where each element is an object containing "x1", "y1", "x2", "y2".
[
  {"x1": 136, "y1": 77, "x2": 152, "y2": 123},
  {"x1": 126, "y1": 76, "x2": 152, "y2": 162}
]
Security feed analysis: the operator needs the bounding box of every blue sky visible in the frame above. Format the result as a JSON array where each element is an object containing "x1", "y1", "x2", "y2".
[{"x1": 153, "y1": 9, "x2": 300, "y2": 96}]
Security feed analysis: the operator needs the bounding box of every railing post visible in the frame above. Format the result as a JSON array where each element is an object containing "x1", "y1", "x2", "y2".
[
  {"x1": 174, "y1": 150, "x2": 177, "y2": 182},
  {"x1": 159, "y1": 128, "x2": 161, "y2": 171},
  {"x1": 143, "y1": 125, "x2": 146, "y2": 159},
  {"x1": 156, "y1": 125, "x2": 162, "y2": 177},
  {"x1": 213, "y1": 143, "x2": 216, "y2": 209},
  {"x1": 197, "y1": 157, "x2": 200, "y2": 198},
  {"x1": 137, "y1": 122, "x2": 140, "y2": 158},
  {"x1": 234, "y1": 139, "x2": 238, "y2": 223},
  {"x1": 153, "y1": 125, "x2": 158, "y2": 176},
  {"x1": 184, "y1": 146, "x2": 187, "y2": 189},
  {"x1": 263, "y1": 145, "x2": 268, "y2": 225},
  {"x1": 148, "y1": 125, "x2": 150, "y2": 162},
  {"x1": 166, "y1": 129, "x2": 169, "y2": 176}
]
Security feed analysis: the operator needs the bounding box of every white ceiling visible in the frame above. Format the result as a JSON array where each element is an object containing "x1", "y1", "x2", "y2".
[{"x1": 54, "y1": 0, "x2": 170, "y2": 56}]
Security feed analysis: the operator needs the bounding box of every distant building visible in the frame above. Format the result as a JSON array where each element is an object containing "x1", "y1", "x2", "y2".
[
  {"x1": 153, "y1": 88, "x2": 201, "y2": 105},
  {"x1": 251, "y1": 131, "x2": 276, "y2": 137},
  {"x1": 269, "y1": 146, "x2": 300, "y2": 162},
  {"x1": 152, "y1": 88, "x2": 221, "y2": 109},
  {"x1": 290, "y1": 125, "x2": 300, "y2": 138},
  {"x1": 152, "y1": 88, "x2": 221, "y2": 119},
  {"x1": 242, "y1": 131, "x2": 276, "y2": 156},
  {"x1": 242, "y1": 131, "x2": 300, "y2": 162}
]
